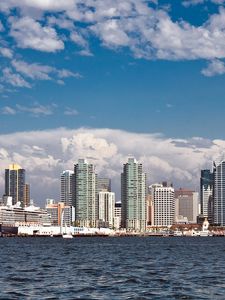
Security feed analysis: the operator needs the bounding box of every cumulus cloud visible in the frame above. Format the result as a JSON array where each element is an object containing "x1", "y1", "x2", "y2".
[
  {"x1": 0, "y1": 47, "x2": 13, "y2": 59},
  {"x1": 0, "y1": 0, "x2": 225, "y2": 75},
  {"x1": 0, "y1": 0, "x2": 76, "y2": 12},
  {"x1": 201, "y1": 59, "x2": 225, "y2": 76},
  {"x1": 1, "y1": 67, "x2": 31, "y2": 88},
  {"x1": 10, "y1": 16, "x2": 64, "y2": 52},
  {"x1": 11, "y1": 60, "x2": 52, "y2": 80},
  {"x1": 0, "y1": 127, "x2": 223, "y2": 205},
  {"x1": 91, "y1": 19, "x2": 130, "y2": 48}
]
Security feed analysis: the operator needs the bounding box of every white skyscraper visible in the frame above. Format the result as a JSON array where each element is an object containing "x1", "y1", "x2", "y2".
[
  {"x1": 151, "y1": 183, "x2": 175, "y2": 227},
  {"x1": 60, "y1": 170, "x2": 74, "y2": 206},
  {"x1": 114, "y1": 202, "x2": 121, "y2": 230},
  {"x1": 98, "y1": 191, "x2": 115, "y2": 228}
]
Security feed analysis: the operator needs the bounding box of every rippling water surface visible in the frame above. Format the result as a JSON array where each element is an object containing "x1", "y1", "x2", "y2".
[{"x1": 1, "y1": 237, "x2": 225, "y2": 299}]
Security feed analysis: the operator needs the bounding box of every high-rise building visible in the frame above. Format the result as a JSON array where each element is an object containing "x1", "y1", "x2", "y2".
[
  {"x1": 97, "y1": 178, "x2": 111, "y2": 193},
  {"x1": 175, "y1": 189, "x2": 199, "y2": 223},
  {"x1": 74, "y1": 159, "x2": 98, "y2": 227},
  {"x1": 151, "y1": 183, "x2": 175, "y2": 227},
  {"x1": 24, "y1": 184, "x2": 30, "y2": 207},
  {"x1": 60, "y1": 170, "x2": 74, "y2": 206},
  {"x1": 200, "y1": 169, "x2": 214, "y2": 221},
  {"x1": 213, "y1": 161, "x2": 225, "y2": 226},
  {"x1": 4, "y1": 164, "x2": 26, "y2": 206},
  {"x1": 146, "y1": 194, "x2": 153, "y2": 225},
  {"x1": 98, "y1": 190, "x2": 115, "y2": 228},
  {"x1": 121, "y1": 157, "x2": 147, "y2": 232}
]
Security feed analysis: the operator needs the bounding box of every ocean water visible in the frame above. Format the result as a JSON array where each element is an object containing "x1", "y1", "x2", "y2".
[{"x1": 0, "y1": 237, "x2": 225, "y2": 299}]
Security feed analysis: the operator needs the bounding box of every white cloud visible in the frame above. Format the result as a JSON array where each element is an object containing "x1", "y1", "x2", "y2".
[
  {"x1": 0, "y1": 21, "x2": 4, "y2": 31},
  {"x1": 70, "y1": 30, "x2": 92, "y2": 55},
  {"x1": 201, "y1": 59, "x2": 225, "y2": 76},
  {"x1": 0, "y1": 47, "x2": 13, "y2": 59},
  {"x1": 70, "y1": 31, "x2": 88, "y2": 48},
  {"x1": 47, "y1": 15, "x2": 75, "y2": 30},
  {"x1": 1, "y1": 106, "x2": 16, "y2": 115},
  {"x1": 1, "y1": 0, "x2": 225, "y2": 76},
  {"x1": 57, "y1": 69, "x2": 82, "y2": 79},
  {"x1": 1, "y1": 67, "x2": 31, "y2": 88},
  {"x1": 64, "y1": 107, "x2": 79, "y2": 116},
  {"x1": 0, "y1": 0, "x2": 76, "y2": 12},
  {"x1": 16, "y1": 103, "x2": 55, "y2": 116},
  {"x1": 212, "y1": 0, "x2": 225, "y2": 3},
  {"x1": 91, "y1": 19, "x2": 130, "y2": 48},
  {"x1": 182, "y1": 0, "x2": 205, "y2": 6},
  {"x1": 0, "y1": 103, "x2": 58, "y2": 117},
  {"x1": 10, "y1": 16, "x2": 64, "y2": 52},
  {"x1": 183, "y1": 0, "x2": 225, "y2": 6},
  {"x1": 56, "y1": 79, "x2": 65, "y2": 85},
  {"x1": 11, "y1": 59, "x2": 81, "y2": 84},
  {"x1": 0, "y1": 127, "x2": 223, "y2": 205},
  {"x1": 11, "y1": 59, "x2": 52, "y2": 80},
  {"x1": 1, "y1": 103, "x2": 78, "y2": 117},
  {"x1": 78, "y1": 49, "x2": 93, "y2": 57}
]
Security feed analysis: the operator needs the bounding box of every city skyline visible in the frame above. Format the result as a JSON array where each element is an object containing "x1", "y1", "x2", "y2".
[
  {"x1": 3, "y1": 157, "x2": 225, "y2": 229},
  {"x1": 0, "y1": 155, "x2": 220, "y2": 207},
  {"x1": 1, "y1": 1, "x2": 225, "y2": 203}
]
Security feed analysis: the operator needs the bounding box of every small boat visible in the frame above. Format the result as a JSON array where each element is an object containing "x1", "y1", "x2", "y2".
[
  {"x1": 62, "y1": 221, "x2": 73, "y2": 239},
  {"x1": 62, "y1": 233, "x2": 73, "y2": 239}
]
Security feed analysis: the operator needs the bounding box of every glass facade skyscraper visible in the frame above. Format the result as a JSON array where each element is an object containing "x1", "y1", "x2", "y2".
[
  {"x1": 200, "y1": 169, "x2": 213, "y2": 222},
  {"x1": 213, "y1": 161, "x2": 225, "y2": 226},
  {"x1": 5, "y1": 164, "x2": 26, "y2": 206},
  {"x1": 121, "y1": 158, "x2": 146, "y2": 232},
  {"x1": 74, "y1": 159, "x2": 98, "y2": 227},
  {"x1": 60, "y1": 170, "x2": 74, "y2": 206}
]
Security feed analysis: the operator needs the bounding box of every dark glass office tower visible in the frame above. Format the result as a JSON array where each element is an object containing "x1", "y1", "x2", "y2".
[
  {"x1": 200, "y1": 169, "x2": 214, "y2": 222},
  {"x1": 5, "y1": 164, "x2": 26, "y2": 206}
]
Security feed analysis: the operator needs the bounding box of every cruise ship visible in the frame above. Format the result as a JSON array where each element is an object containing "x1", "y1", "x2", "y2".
[{"x1": 0, "y1": 200, "x2": 51, "y2": 236}]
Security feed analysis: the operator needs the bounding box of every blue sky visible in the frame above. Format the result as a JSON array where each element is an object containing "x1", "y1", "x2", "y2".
[
  {"x1": 1, "y1": 0, "x2": 225, "y2": 203},
  {"x1": 0, "y1": 0, "x2": 225, "y2": 137}
]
